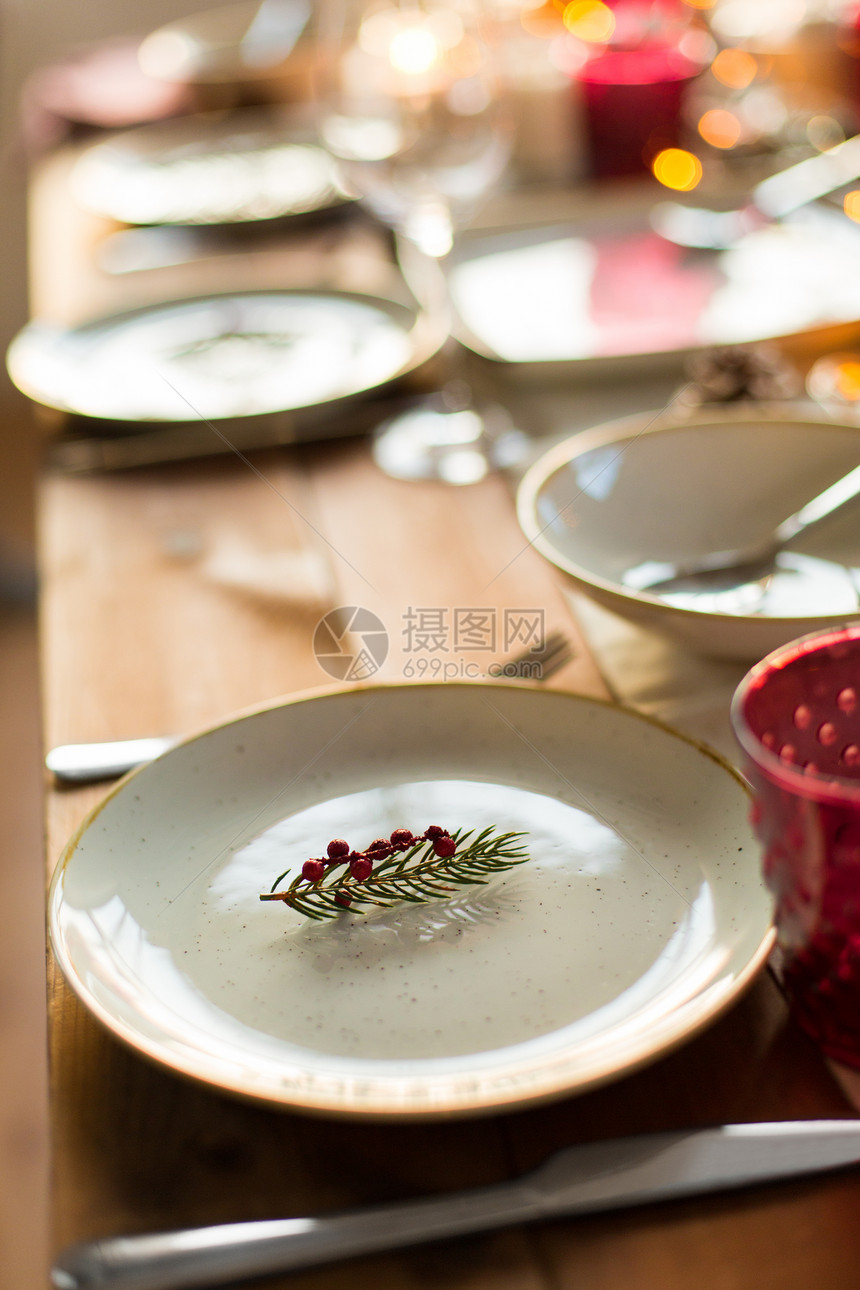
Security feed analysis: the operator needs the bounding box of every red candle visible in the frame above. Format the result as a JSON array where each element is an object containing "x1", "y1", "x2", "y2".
[{"x1": 578, "y1": 9, "x2": 704, "y2": 179}]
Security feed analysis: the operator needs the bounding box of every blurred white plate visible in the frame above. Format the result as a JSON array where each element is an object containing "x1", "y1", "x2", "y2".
[
  {"x1": 517, "y1": 407, "x2": 860, "y2": 660},
  {"x1": 49, "y1": 683, "x2": 772, "y2": 1117},
  {"x1": 450, "y1": 203, "x2": 860, "y2": 377},
  {"x1": 71, "y1": 107, "x2": 345, "y2": 227},
  {"x1": 7, "y1": 288, "x2": 442, "y2": 427},
  {"x1": 139, "y1": 0, "x2": 310, "y2": 85}
]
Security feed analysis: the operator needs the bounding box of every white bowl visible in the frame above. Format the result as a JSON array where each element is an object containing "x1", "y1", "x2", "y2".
[{"x1": 516, "y1": 406, "x2": 860, "y2": 661}]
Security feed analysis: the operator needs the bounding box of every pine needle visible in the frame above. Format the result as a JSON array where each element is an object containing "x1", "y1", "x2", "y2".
[{"x1": 260, "y1": 827, "x2": 530, "y2": 921}]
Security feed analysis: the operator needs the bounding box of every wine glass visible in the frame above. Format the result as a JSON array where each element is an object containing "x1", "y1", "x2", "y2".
[{"x1": 313, "y1": 0, "x2": 524, "y2": 483}]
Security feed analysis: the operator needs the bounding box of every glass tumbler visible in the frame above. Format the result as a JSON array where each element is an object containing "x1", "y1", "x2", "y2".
[{"x1": 731, "y1": 622, "x2": 860, "y2": 1066}]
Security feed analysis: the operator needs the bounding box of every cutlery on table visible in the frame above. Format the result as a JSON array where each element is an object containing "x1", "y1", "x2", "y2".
[
  {"x1": 621, "y1": 459, "x2": 860, "y2": 595},
  {"x1": 45, "y1": 735, "x2": 179, "y2": 784},
  {"x1": 46, "y1": 633, "x2": 574, "y2": 784},
  {"x1": 47, "y1": 389, "x2": 414, "y2": 474},
  {"x1": 51, "y1": 1119, "x2": 860, "y2": 1290},
  {"x1": 651, "y1": 132, "x2": 860, "y2": 249}
]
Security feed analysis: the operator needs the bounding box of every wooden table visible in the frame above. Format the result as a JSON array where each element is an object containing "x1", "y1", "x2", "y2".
[{"x1": 33, "y1": 142, "x2": 860, "y2": 1289}]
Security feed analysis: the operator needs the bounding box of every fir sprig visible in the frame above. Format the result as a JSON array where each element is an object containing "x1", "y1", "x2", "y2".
[{"x1": 260, "y1": 826, "x2": 530, "y2": 921}]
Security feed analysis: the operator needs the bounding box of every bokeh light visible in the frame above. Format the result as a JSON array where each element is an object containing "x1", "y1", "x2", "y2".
[
  {"x1": 833, "y1": 361, "x2": 860, "y2": 402},
  {"x1": 710, "y1": 0, "x2": 807, "y2": 43},
  {"x1": 679, "y1": 28, "x2": 717, "y2": 65},
  {"x1": 711, "y1": 47, "x2": 757, "y2": 89},
  {"x1": 651, "y1": 148, "x2": 703, "y2": 191},
  {"x1": 520, "y1": 1, "x2": 563, "y2": 37},
  {"x1": 389, "y1": 27, "x2": 441, "y2": 74},
  {"x1": 808, "y1": 354, "x2": 860, "y2": 405},
  {"x1": 138, "y1": 31, "x2": 196, "y2": 80},
  {"x1": 741, "y1": 86, "x2": 788, "y2": 137},
  {"x1": 844, "y1": 190, "x2": 860, "y2": 223},
  {"x1": 698, "y1": 107, "x2": 742, "y2": 149},
  {"x1": 806, "y1": 114, "x2": 845, "y2": 152},
  {"x1": 561, "y1": 0, "x2": 615, "y2": 43},
  {"x1": 360, "y1": 9, "x2": 463, "y2": 63}
]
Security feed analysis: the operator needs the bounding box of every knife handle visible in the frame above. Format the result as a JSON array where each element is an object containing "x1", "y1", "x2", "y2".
[{"x1": 45, "y1": 736, "x2": 177, "y2": 783}]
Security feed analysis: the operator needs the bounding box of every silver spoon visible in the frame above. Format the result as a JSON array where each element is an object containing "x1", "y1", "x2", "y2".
[
  {"x1": 622, "y1": 459, "x2": 860, "y2": 595},
  {"x1": 651, "y1": 132, "x2": 860, "y2": 250}
]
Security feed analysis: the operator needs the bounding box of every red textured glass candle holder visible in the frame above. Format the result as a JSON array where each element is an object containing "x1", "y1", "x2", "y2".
[
  {"x1": 731, "y1": 623, "x2": 860, "y2": 1066},
  {"x1": 579, "y1": 42, "x2": 702, "y2": 178}
]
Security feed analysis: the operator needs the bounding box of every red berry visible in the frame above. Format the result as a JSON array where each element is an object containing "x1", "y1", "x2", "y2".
[
  {"x1": 433, "y1": 836, "x2": 456, "y2": 858},
  {"x1": 350, "y1": 857, "x2": 373, "y2": 881},
  {"x1": 327, "y1": 838, "x2": 350, "y2": 860},
  {"x1": 424, "y1": 825, "x2": 447, "y2": 840},
  {"x1": 368, "y1": 837, "x2": 390, "y2": 853},
  {"x1": 390, "y1": 828, "x2": 414, "y2": 847},
  {"x1": 334, "y1": 892, "x2": 352, "y2": 907},
  {"x1": 302, "y1": 859, "x2": 326, "y2": 882}
]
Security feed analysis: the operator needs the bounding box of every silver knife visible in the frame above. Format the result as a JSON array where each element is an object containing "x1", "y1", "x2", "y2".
[
  {"x1": 52, "y1": 1120, "x2": 860, "y2": 1290},
  {"x1": 45, "y1": 736, "x2": 178, "y2": 784}
]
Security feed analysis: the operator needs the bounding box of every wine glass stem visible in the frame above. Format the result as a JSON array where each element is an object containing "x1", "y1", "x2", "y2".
[{"x1": 403, "y1": 199, "x2": 455, "y2": 259}]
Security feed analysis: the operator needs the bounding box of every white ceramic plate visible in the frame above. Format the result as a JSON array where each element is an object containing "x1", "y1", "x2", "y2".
[
  {"x1": 49, "y1": 684, "x2": 772, "y2": 1118},
  {"x1": 70, "y1": 108, "x2": 345, "y2": 227},
  {"x1": 450, "y1": 203, "x2": 860, "y2": 377},
  {"x1": 517, "y1": 407, "x2": 860, "y2": 661},
  {"x1": 7, "y1": 289, "x2": 440, "y2": 426}
]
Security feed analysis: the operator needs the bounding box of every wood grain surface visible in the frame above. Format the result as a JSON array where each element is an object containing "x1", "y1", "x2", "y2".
[
  {"x1": 33, "y1": 136, "x2": 860, "y2": 1290},
  {"x1": 40, "y1": 442, "x2": 860, "y2": 1290}
]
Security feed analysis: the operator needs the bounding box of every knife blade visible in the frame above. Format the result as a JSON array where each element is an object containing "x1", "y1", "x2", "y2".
[{"x1": 51, "y1": 1120, "x2": 860, "y2": 1290}]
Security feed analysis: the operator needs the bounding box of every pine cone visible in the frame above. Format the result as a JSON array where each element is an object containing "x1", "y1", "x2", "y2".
[{"x1": 680, "y1": 344, "x2": 800, "y2": 406}]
